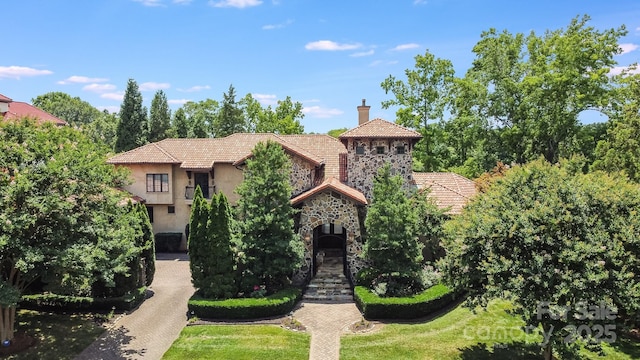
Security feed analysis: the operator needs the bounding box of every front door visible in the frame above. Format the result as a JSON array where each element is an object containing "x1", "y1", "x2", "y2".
[{"x1": 194, "y1": 173, "x2": 209, "y2": 198}]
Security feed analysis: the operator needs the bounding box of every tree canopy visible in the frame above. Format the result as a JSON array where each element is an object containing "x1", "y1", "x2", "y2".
[
  {"x1": 32, "y1": 91, "x2": 102, "y2": 126},
  {"x1": 440, "y1": 159, "x2": 640, "y2": 359},
  {"x1": 148, "y1": 90, "x2": 171, "y2": 143},
  {"x1": 115, "y1": 79, "x2": 148, "y2": 152}
]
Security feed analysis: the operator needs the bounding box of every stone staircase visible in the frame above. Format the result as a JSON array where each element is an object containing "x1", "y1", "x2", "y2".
[{"x1": 303, "y1": 252, "x2": 353, "y2": 302}]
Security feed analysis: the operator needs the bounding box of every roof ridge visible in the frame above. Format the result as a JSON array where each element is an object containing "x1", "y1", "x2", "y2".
[
  {"x1": 423, "y1": 173, "x2": 472, "y2": 200},
  {"x1": 153, "y1": 142, "x2": 180, "y2": 163},
  {"x1": 339, "y1": 118, "x2": 422, "y2": 138}
]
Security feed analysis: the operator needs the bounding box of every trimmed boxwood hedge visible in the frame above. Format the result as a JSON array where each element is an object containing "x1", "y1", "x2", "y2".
[
  {"x1": 20, "y1": 286, "x2": 147, "y2": 312},
  {"x1": 188, "y1": 287, "x2": 301, "y2": 319},
  {"x1": 354, "y1": 283, "x2": 457, "y2": 319}
]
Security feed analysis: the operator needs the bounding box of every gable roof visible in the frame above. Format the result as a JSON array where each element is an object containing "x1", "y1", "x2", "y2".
[
  {"x1": 412, "y1": 172, "x2": 477, "y2": 215},
  {"x1": 339, "y1": 118, "x2": 422, "y2": 139},
  {"x1": 291, "y1": 177, "x2": 367, "y2": 206},
  {"x1": 0, "y1": 93, "x2": 67, "y2": 126}
]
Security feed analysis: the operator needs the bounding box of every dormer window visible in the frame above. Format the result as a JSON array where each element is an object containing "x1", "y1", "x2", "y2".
[
  {"x1": 356, "y1": 146, "x2": 365, "y2": 155},
  {"x1": 396, "y1": 146, "x2": 406, "y2": 154},
  {"x1": 376, "y1": 146, "x2": 385, "y2": 155}
]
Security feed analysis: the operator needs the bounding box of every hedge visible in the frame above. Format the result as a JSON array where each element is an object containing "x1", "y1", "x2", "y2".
[
  {"x1": 354, "y1": 283, "x2": 457, "y2": 319},
  {"x1": 20, "y1": 287, "x2": 147, "y2": 312},
  {"x1": 188, "y1": 287, "x2": 301, "y2": 319}
]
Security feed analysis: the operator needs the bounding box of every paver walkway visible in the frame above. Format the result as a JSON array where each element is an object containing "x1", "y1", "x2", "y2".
[
  {"x1": 75, "y1": 253, "x2": 194, "y2": 360},
  {"x1": 76, "y1": 253, "x2": 366, "y2": 360},
  {"x1": 293, "y1": 301, "x2": 364, "y2": 360}
]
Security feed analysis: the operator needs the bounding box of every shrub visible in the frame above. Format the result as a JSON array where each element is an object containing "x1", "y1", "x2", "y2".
[
  {"x1": 354, "y1": 284, "x2": 456, "y2": 319},
  {"x1": 188, "y1": 287, "x2": 301, "y2": 319},
  {"x1": 20, "y1": 286, "x2": 147, "y2": 312}
]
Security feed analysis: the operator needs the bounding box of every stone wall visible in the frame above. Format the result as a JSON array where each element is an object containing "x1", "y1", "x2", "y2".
[
  {"x1": 345, "y1": 138, "x2": 415, "y2": 200},
  {"x1": 295, "y1": 191, "x2": 365, "y2": 283},
  {"x1": 289, "y1": 155, "x2": 313, "y2": 196}
]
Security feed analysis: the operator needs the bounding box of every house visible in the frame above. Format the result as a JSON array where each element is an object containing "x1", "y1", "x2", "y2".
[
  {"x1": 0, "y1": 93, "x2": 67, "y2": 126},
  {"x1": 107, "y1": 100, "x2": 477, "y2": 283}
]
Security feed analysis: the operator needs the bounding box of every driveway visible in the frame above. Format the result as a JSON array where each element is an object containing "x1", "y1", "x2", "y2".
[{"x1": 75, "y1": 253, "x2": 194, "y2": 360}]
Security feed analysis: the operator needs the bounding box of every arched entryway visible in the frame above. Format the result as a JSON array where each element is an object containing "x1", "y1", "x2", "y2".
[{"x1": 313, "y1": 223, "x2": 346, "y2": 276}]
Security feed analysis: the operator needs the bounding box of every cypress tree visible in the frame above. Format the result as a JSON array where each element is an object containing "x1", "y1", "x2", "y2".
[
  {"x1": 148, "y1": 90, "x2": 171, "y2": 143},
  {"x1": 172, "y1": 107, "x2": 190, "y2": 138},
  {"x1": 115, "y1": 79, "x2": 148, "y2": 152},
  {"x1": 187, "y1": 186, "x2": 210, "y2": 295},
  {"x1": 204, "y1": 193, "x2": 237, "y2": 298},
  {"x1": 363, "y1": 164, "x2": 424, "y2": 297},
  {"x1": 215, "y1": 84, "x2": 245, "y2": 137},
  {"x1": 237, "y1": 140, "x2": 304, "y2": 293}
]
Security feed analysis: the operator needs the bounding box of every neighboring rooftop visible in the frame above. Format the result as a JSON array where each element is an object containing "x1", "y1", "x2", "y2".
[
  {"x1": 413, "y1": 172, "x2": 478, "y2": 215},
  {"x1": 0, "y1": 93, "x2": 67, "y2": 126}
]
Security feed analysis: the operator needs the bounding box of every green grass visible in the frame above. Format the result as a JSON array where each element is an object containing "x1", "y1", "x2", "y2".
[
  {"x1": 341, "y1": 300, "x2": 640, "y2": 360},
  {"x1": 5, "y1": 309, "x2": 105, "y2": 360},
  {"x1": 162, "y1": 325, "x2": 310, "y2": 360}
]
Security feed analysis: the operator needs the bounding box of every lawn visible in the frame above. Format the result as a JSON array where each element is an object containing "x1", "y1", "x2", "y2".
[
  {"x1": 341, "y1": 300, "x2": 640, "y2": 360},
  {"x1": 2, "y1": 309, "x2": 105, "y2": 360},
  {"x1": 162, "y1": 324, "x2": 310, "y2": 360}
]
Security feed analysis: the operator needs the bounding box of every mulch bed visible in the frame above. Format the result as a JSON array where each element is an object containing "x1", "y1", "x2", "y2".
[{"x1": 0, "y1": 333, "x2": 36, "y2": 356}]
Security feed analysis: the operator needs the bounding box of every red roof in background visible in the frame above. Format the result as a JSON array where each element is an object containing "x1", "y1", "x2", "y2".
[
  {"x1": 1, "y1": 101, "x2": 67, "y2": 126},
  {"x1": 0, "y1": 94, "x2": 13, "y2": 102}
]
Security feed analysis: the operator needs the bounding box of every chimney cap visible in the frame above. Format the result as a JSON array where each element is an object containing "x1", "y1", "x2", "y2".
[{"x1": 361, "y1": 99, "x2": 366, "y2": 106}]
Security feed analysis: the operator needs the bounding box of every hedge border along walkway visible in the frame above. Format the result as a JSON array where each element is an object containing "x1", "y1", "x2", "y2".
[{"x1": 354, "y1": 284, "x2": 458, "y2": 319}]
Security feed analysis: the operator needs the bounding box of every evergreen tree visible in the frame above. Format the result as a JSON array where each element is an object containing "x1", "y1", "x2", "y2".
[
  {"x1": 363, "y1": 164, "x2": 424, "y2": 297},
  {"x1": 148, "y1": 90, "x2": 171, "y2": 143},
  {"x1": 172, "y1": 107, "x2": 190, "y2": 138},
  {"x1": 205, "y1": 193, "x2": 237, "y2": 298},
  {"x1": 215, "y1": 84, "x2": 245, "y2": 137},
  {"x1": 237, "y1": 141, "x2": 304, "y2": 293},
  {"x1": 115, "y1": 79, "x2": 148, "y2": 152},
  {"x1": 136, "y1": 202, "x2": 155, "y2": 286},
  {"x1": 187, "y1": 186, "x2": 210, "y2": 295}
]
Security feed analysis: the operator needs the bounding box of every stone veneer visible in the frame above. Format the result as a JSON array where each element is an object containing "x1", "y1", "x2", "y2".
[
  {"x1": 295, "y1": 191, "x2": 365, "y2": 284},
  {"x1": 289, "y1": 155, "x2": 314, "y2": 196},
  {"x1": 345, "y1": 138, "x2": 415, "y2": 200}
]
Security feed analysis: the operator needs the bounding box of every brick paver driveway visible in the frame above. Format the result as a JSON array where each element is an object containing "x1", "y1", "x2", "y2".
[{"x1": 75, "y1": 253, "x2": 194, "y2": 360}]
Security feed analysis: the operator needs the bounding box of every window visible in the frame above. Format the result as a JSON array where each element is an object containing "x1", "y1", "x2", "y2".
[
  {"x1": 355, "y1": 146, "x2": 365, "y2": 155},
  {"x1": 376, "y1": 146, "x2": 385, "y2": 154},
  {"x1": 396, "y1": 146, "x2": 405, "y2": 154},
  {"x1": 146, "y1": 206, "x2": 154, "y2": 223},
  {"x1": 168, "y1": 206, "x2": 175, "y2": 214},
  {"x1": 146, "y1": 174, "x2": 169, "y2": 192}
]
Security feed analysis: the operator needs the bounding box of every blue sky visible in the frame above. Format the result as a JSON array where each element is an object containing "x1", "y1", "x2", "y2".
[{"x1": 2, "y1": 0, "x2": 639, "y2": 133}]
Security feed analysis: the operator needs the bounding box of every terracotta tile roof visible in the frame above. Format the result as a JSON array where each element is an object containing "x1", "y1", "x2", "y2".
[
  {"x1": 339, "y1": 118, "x2": 422, "y2": 139},
  {"x1": 278, "y1": 134, "x2": 346, "y2": 178},
  {"x1": 108, "y1": 134, "x2": 343, "y2": 173},
  {"x1": 412, "y1": 172, "x2": 477, "y2": 215},
  {"x1": 291, "y1": 177, "x2": 367, "y2": 206},
  {"x1": 1, "y1": 101, "x2": 68, "y2": 126}
]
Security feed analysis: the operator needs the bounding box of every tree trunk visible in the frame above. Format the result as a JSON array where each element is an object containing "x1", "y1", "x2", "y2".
[
  {"x1": 0, "y1": 305, "x2": 16, "y2": 342},
  {"x1": 543, "y1": 344, "x2": 552, "y2": 360}
]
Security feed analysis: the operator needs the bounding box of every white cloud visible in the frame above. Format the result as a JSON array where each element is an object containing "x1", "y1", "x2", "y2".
[
  {"x1": 101, "y1": 92, "x2": 125, "y2": 101},
  {"x1": 173, "y1": 0, "x2": 192, "y2": 4},
  {"x1": 370, "y1": 60, "x2": 399, "y2": 67},
  {"x1": 350, "y1": 50, "x2": 375, "y2": 57},
  {"x1": 619, "y1": 43, "x2": 639, "y2": 55},
  {"x1": 82, "y1": 83, "x2": 117, "y2": 93},
  {"x1": 609, "y1": 65, "x2": 640, "y2": 76},
  {"x1": 178, "y1": 85, "x2": 211, "y2": 92},
  {"x1": 139, "y1": 82, "x2": 170, "y2": 91},
  {"x1": 168, "y1": 99, "x2": 191, "y2": 105},
  {"x1": 0, "y1": 66, "x2": 53, "y2": 79},
  {"x1": 305, "y1": 40, "x2": 362, "y2": 51},
  {"x1": 262, "y1": 19, "x2": 293, "y2": 30},
  {"x1": 58, "y1": 75, "x2": 109, "y2": 85},
  {"x1": 253, "y1": 93, "x2": 277, "y2": 105},
  {"x1": 133, "y1": 0, "x2": 165, "y2": 6},
  {"x1": 302, "y1": 106, "x2": 344, "y2": 118},
  {"x1": 390, "y1": 43, "x2": 420, "y2": 51},
  {"x1": 209, "y1": 0, "x2": 262, "y2": 8}
]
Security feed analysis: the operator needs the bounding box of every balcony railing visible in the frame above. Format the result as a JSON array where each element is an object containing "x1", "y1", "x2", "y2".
[{"x1": 185, "y1": 186, "x2": 215, "y2": 200}]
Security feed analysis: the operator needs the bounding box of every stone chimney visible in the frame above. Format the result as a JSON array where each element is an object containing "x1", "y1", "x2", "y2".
[{"x1": 357, "y1": 98, "x2": 370, "y2": 125}]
